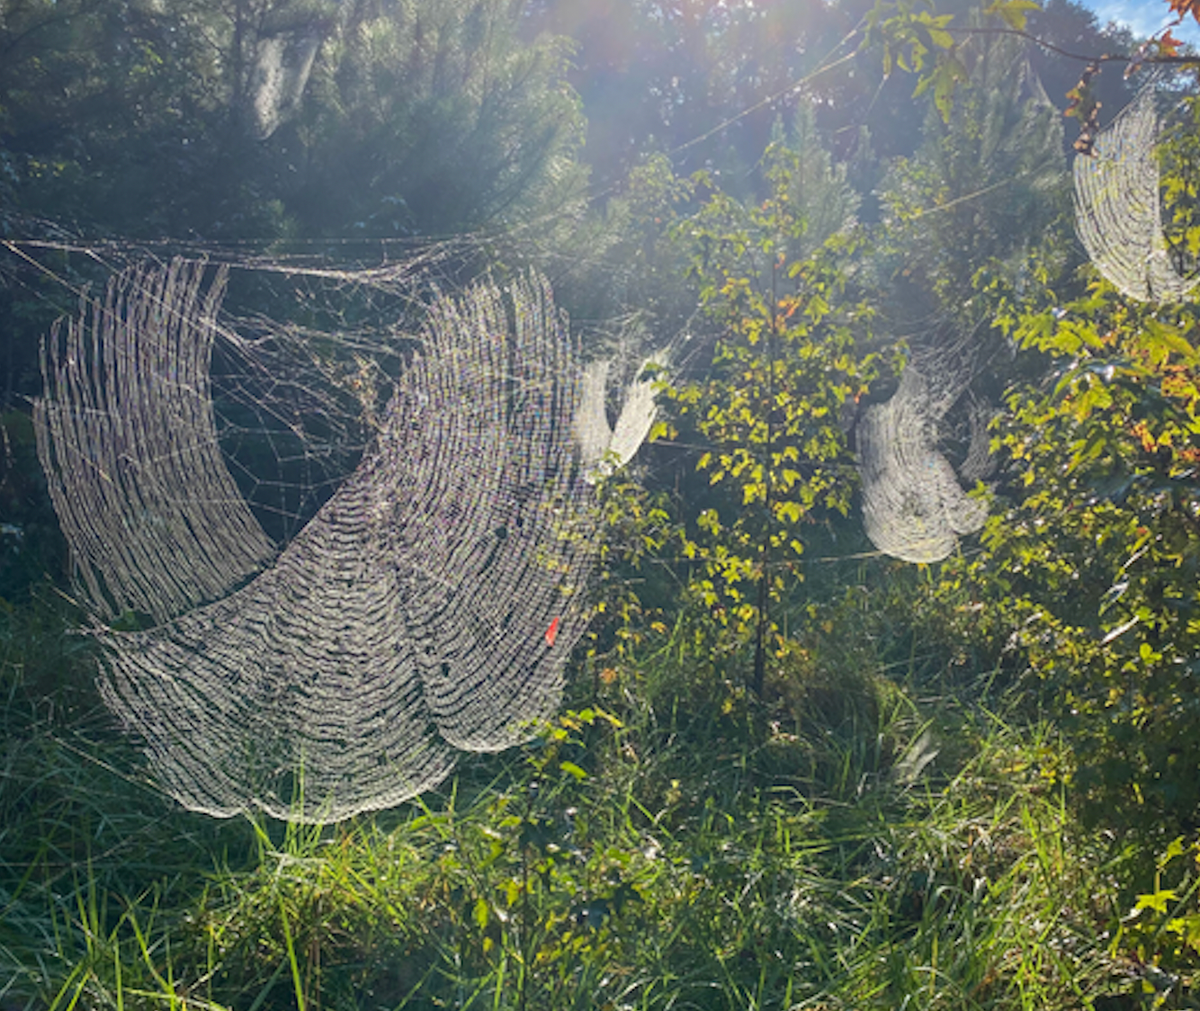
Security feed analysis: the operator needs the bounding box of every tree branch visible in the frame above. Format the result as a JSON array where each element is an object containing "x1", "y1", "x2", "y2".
[{"x1": 945, "y1": 24, "x2": 1200, "y2": 67}]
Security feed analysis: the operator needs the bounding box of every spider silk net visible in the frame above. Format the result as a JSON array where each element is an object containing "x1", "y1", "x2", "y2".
[
  {"x1": 35, "y1": 261, "x2": 275, "y2": 622},
  {"x1": 575, "y1": 353, "x2": 664, "y2": 482},
  {"x1": 248, "y1": 28, "x2": 324, "y2": 140},
  {"x1": 857, "y1": 343, "x2": 987, "y2": 565},
  {"x1": 35, "y1": 260, "x2": 659, "y2": 821},
  {"x1": 1074, "y1": 84, "x2": 1199, "y2": 304}
]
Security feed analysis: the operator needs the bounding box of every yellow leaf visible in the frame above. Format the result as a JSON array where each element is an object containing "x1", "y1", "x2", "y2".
[
  {"x1": 1135, "y1": 888, "x2": 1177, "y2": 914},
  {"x1": 985, "y1": 0, "x2": 1040, "y2": 31}
]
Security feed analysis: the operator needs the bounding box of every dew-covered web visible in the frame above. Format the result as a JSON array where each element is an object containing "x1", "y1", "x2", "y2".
[
  {"x1": 35, "y1": 260, "x2": 276, "y2": 622},
  {"x1": 575, "y1": 352, "x2": 665, "y2": 482},
  {"x1": 856, "y1": 330, "x2": 988, "y2": 564},
  {"x1": 1074, "y1": 83, "x2": 1199, "y2": 304},
  {"x1": 34, "y1": 256, "x2": 659, "y2": 821},
  {"x1": 247, "y1": 28, "x2": 323, "y2": 140}
]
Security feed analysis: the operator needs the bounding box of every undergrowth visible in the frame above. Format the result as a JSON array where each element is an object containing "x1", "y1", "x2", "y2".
[{"x1": 0, "y1": 582, "x2": 1188, "y2": 1011}]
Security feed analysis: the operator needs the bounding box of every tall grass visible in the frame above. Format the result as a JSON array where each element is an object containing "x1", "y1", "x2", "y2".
[{"x1": 0, "y1": 580, "x2": 1172, "y2": 1010}]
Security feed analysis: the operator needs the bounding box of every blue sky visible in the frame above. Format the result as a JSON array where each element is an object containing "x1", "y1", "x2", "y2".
[{"x1": 1077, "y1": 0, "x2": 1200, "y2": 44}]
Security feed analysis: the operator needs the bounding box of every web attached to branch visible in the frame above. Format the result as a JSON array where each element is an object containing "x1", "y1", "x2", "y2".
[
  {"x1": 857, "y1": 345, "x2": 987, "y2": 565},
  {"x1": 1074, "y1": 84, "x2": 1199, "y2": 304},
  {"x1": 35, "y1": 261, "x2": 659, "y2": 821}
]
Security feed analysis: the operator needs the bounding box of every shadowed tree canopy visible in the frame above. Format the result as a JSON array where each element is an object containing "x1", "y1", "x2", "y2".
[{"x1": 0, "y1": 0, "x2": 587, "y2": 240}]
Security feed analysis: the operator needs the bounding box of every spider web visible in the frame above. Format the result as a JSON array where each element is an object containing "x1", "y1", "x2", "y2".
[
  {"x1": 857, "y1": 335, "x2": 988, "y2": 564},
  {"x1": 1074, "y1": 83, "x2": 1199, "y2": 304},
  {"x1": 34, "y1": 257, "x2": 660, "y2": 821},
  {"x1": 35, "y1": 261, "x2": 276, "y2": 622}
]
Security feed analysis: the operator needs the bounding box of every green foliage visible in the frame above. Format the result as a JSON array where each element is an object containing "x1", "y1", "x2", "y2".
[
  {"x1": 867, "y1": 0, "x2": 963, "y2": 119},
  {"x1": 864, "y1": 0, "x2": 1040, "y2": 123},
  {"x1": 664, "y1": 141, "x2": 881, "y2": 678},
  {"x1": 0, "y1": 0, "x2": 587, "y2": 240},
  {"x1": 295, "y1": 0, "x2": 587, "y2": 237},
  {"x1": 878, "y1": 31, "x2": 1069, "y2": 316},
  {"x1": 1110, "y1": 836, "x2": 1200, "y2": 1007},
  {"x1": 0, "y1": 569, "x2": 1154, "y2": 1010},
  {"x1": 1161, "y1": 95, "x2": 1200, "y2": 280},
  {"x1": 965, "y1": 272, "x2": 1200, "y2": 835},
  {"x1": 0, "y1": 411, "x2": 65, "y2": 600}
]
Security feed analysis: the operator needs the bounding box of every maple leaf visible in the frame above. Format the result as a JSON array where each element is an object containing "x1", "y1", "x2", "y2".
[
  {"x1": 1159, "y1": 28, "x2": 1183, "y2": 55},
  {"x1": 1168, "y1": 0, "x2": 1200, "y2": 26}
]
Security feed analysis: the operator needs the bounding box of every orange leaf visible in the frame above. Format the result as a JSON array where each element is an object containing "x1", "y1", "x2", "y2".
[
  {"x1": 1168, "y1": 0, "x2": 1200, "y2": 25},
  {"x1": 545, "y1": 616, "x2": 561, "y2": 647}
]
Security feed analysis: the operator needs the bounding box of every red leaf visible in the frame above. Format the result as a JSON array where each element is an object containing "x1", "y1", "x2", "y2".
[{"x1": 544, "y1": 616, "x2": 561, "y2": 647}]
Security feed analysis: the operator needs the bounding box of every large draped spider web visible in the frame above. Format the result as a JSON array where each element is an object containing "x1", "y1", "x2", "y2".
[
  {"x1": 35, "y1": 260, "x2": 659, "y2": 821},
  {"x1": 857, "y1": 338, "x2": 988, "y2": 564},
  {"x1": 1074, "y1": 84, "x2": 1199, "y2": 304}
]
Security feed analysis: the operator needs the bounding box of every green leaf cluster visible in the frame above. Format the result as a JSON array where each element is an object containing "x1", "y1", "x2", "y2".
[
  {"x1": 664, "y1": 140, "x2": 882, "y2": 662},
  {"x1": 961, "y1": 270, "x2": 1200, "y2": 833}
]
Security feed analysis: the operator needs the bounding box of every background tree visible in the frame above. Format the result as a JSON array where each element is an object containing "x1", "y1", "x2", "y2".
[{"x1": 876, "y1": 31, "x2": 1069, "y2": 323}]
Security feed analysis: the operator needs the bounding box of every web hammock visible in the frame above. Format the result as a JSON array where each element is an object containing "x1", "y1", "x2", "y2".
[
  {"x1": 857, "y1": 345, "x2": 987, "y2": 565},
  {"x1": 35, "y1": 261, "x2": 659, "y2": 821}
]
